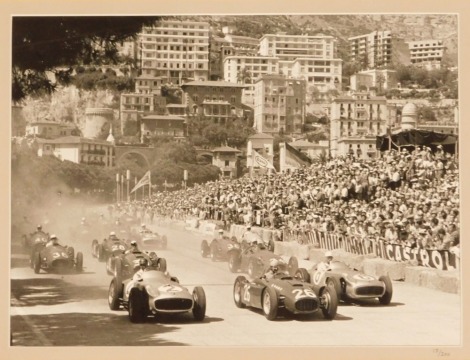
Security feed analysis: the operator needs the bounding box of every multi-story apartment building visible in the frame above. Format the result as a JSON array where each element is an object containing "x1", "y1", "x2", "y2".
[
  {"x1": 212, "y1": 145, "x2": 241, "y2": 178},
  {"x1": 140, "y1": 115, "x2": 186, "y2": 140},
  {"x1": 36, "y1": 136, "x2": 115, "y2": 167},
  {"x1": 134, "y1": 74, "x2": 168, "y2": 94},
  {"x1": 26, "y1": 121, "x2": 80, "y2": 139},
  {"x1": 349, "y1": 31, "x2": 393, "y2": 70},
  {"x1": 120, "y1": 92, "x2": 167, "y2": 129},
  {"x1": 259, "y1": 33, "x2": 337, "y2": 61},
  {"x1": 408, "y1": 39, "x2": 445, "y2": 70},
  {"x1": 139, "y1": 20, "x2": 210, "y2": 85},
  {"x1": 253, "y1": 74, "x2": 306, "y2": 135},
  {"x1": 330, "y1": 91, "x2": 394, "y2": 159},
  {"x1": 223, "y1": 55, "x2": 279, "y2": 105},
  {"x1": 181, "y1": 80, "x2": 247, "y2": 124},
  {"x1": 290, "y1": 58, "x2": 343, "y2": 92}
]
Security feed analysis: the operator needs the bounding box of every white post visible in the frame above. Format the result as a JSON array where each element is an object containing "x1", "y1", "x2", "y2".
[{"x1": 279, "y1": 142, "x2": 286, "y2": 173}]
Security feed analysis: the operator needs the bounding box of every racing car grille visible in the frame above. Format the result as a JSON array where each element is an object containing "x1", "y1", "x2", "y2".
[
  {"x1": 355, "y1": 286, "x2": 384, "y2": 296},
  {"x1": 295, "y1": 298, "x2": 318, "y2": 312},
  {"x1": 155, "y1": 298, "x2": 193, "y2": 311}
]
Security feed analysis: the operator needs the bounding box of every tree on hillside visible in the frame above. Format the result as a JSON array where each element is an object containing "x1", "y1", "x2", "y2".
[{"x1": 12, "y1": 16, "x2": 159, "y2": 102}]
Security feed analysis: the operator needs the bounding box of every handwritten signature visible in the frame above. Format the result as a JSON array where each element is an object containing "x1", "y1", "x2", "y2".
[{"x1": 433, "y1": 349, "x2": 450, "y2": 357}]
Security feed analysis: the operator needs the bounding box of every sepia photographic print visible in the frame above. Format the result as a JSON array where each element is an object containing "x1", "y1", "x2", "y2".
[{"x1": 5, "y1": 1, "x2": 469, "y2": 359}]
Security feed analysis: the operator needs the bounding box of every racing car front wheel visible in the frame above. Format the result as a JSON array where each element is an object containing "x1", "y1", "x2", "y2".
[
  {"x1": 378, "y1": 275, "x2": 393, "y2": 305},
  {"x1": 192, "y1": 287, "x2": 206, "y2": 321},
  {"x1": 295, "y1": 268, "x2": 311, "y2": 283},
  {"x1": 288, "y1": 256, "x2": 299, "y2": 276},
  {"x1": 91, "y1": 240, "x2": 98, "y2": 257},
  {"x1": 326, "y1": 277, "x2": 342, "y2": 299},
  {"x1": 157, "y1": 258, "x2": 167, "y2": 272},
  {"x1": 200, "y1": 240, "x2": 210, "y2": 258},
  {"x1": 128, "y1": 288, "x2": 147, "y2": 323},
  {"x1": 233, "y1": 276, "x2": 247, "y2": 308},
  {"x1": 33, "y1": 253, "x2": 41, "y2": 274},
  {"x1": 228, "y1": 252, "x2": 241, "y2": 273},
  {"x1": 108, "y1": 278, "x2": 123, "y2": 310},
  {"x1": 262, "y1": 286, "x2": 279, "y2": 321},
  {"x1": 75, "y1": 252, "x2": 83, "y2": 272},
  {"x1": 320, "y1": 286, "x2": 338, "y2": 320}
]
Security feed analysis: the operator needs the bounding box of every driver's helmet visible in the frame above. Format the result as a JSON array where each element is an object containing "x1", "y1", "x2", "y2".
[
  {"x1": 138, "y1": 258, "x2": 148, "y2": 268},
  {"x1": 269, "y1": 258, "x2": 279, "y2": 272},
  {"x1": 50, "y1": 234, "x2": 58, "y2": 244},
  {"x1": 109, "y1": 231, "x2": 117, "y2": 239},
  {"x1": 325, "y1": 251, "x2": 333, "y2": 262},
  {"x1": 218, "y1": 229, "x2": 224, "y2": 235},
  {"x1": 37, "y1": 224, "x2": 42, "y2": 231},
  {"x1": 130, "y1": 240, "x2": 138, "y2": 248}
]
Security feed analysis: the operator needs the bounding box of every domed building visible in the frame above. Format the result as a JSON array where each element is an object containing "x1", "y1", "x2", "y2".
[{"x1": 400, "y1": 102, "x2": 417, "y2": 130}]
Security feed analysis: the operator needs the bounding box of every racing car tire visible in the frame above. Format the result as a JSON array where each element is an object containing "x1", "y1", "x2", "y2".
[
  {"x1": 210, "y1": 243, "x2": 218, "y2": 262},
  {"x1": 106, "y1": 257, "x2": 114, "y2": 276},
  {"x1": 114, "y1": 258, "x2": 123, "y2": 284},
  {"x1": 228, "y1": 252, "x2": 241, "y2": 273},
  {"x1": 97, "y1": 245, "x2": 105, "y2": 262},
  {"x1": 108, "y1": 278, "x2": 123, "y2": 310},
  {"x1": 326, "y1": 277, "x2": 342, "y2": 299},
  {"x1": 247, "y1": 258, "x2": 259, "y2": 278},
  {"x1": 267, "y1": 239, "x2": 275, "y2": 252},
  {"x1": 378, "y1": 275, "x2": 393, "y2": 305},
  {"x1": 75, "y1": 252, "x2": 83, "y2": 272},
  {"x1": 157, "y1": 257, "x2": 167, "y2": 272},
  {"x1": 91, "y1": 240, "x2": 98, "y2": 258},
  {"x1": 233, "y1": 276, "x2": 247, "y2": 308},
  {"x1": 192, "y1": 287, "x2": 206, "y2": 321},
  {"x1": 200, "y1": 240, "x2": 210, "y2": 258},
  {"x1": 262, "y1": 286, "x2": 278, "y2": 320},
  {"x1": 66, "y1": 246, "x2": 75, "y2": 260},
  {"x1": 320, "y1": 286, "x2": 338, "y2": 320},
  {"x1": 288, "y1": 256, "x2": 299, "y2": 276},
  {"x1": 33, "y1": 252, "x2": 41, "y2": 274},
  {"x1": 295, "y1": 268, "x2": 311, "y2": 283},
  {"x1": 128, "y1": 288, "x2": 147, "y2": 323}
]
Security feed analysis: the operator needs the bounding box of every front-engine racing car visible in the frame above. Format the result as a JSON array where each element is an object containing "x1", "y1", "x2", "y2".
[
  {"x1": 200, "y1": 235, "x2": 239, "y2": 261},
  {"x1": 233, "y1": 272, "x2": 338, "y2": 320},
  {"x1": 228, "y1": 243, "x2": 298, "y2": 278},
  {"x1": 295, "y1": 260, "x2": 393, "y2": 305},
  {"x1": 92, "y1": 234, "x2": 130, "y2": 262},
  {"x1": 32, "y1": 242, "x2": 83, "y2": 274},
  {"x1": 107, "y1": 249, "x2": 167, "y2": 280},
  {"x1": 108, "y1": 268, "x2": 206, "y2": 323},
  {"x1": 131, "y1": 228, "x2": 168, "y2": 250}
]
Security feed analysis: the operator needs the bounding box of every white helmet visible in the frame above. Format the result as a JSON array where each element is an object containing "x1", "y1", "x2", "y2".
[
  {"x1": 325, "y1": 251, "x2": 333, "y2": 258},
  {"x1": 269, "y1": 258, "x2": 279, "y2": 267},
  {"x1": 50, "y1": 234, "x2": 57, "y2": 240},
  {"x1": 218, "y1": 229, "x2": 224, "y2": 234},
  {"x1": 141, "y1": 224, "x2": 146, "y2": 228},
  {"x1": 110, "y1": 231, "x2": 116, "y2": 236}
]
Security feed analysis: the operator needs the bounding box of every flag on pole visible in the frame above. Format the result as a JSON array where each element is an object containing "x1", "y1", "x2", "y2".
[
  {"x1": 285, "y1": 142, "x2": 312, "y2": 168},
  {"x1": 252, "y1": 149, "x2": 276, "y2": 171},
  {"x1": 131, "y1": 171, "x2": 151, "y2": 193}
]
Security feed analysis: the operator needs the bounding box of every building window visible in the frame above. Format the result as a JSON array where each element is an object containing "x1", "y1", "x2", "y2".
[{"x1": 224, "y1": 160, "x2": 230, "y2": 167}]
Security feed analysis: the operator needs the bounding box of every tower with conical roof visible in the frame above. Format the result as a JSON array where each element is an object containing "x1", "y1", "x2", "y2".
[{"x1": 106, "y1": 123, "x2": 115, "y2": 144}]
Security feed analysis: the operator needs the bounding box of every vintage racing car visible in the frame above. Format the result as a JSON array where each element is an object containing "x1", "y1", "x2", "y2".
[
  {"x1": 92, "y1": 236, "x2": 130, "y2": 262},
  {"x1": 228, "y1": 243, "x2": 298, "y2": 278},
  {"x1": 107, "y1": 250, "x2": 167, "y2": 279},
  {"x1": 108, "y1": 268, "x2": 206, "y2": 323},
  {"x1": 200, "y1": 235, "x2": 239, "y2": 261},
  {"x1": 32, "y1": 243, "x2": 83, "y2": 274},
  {"x1": 23, "y1": 231, "x2": 49, "y2": 249},
  {"x1": 233, "y1": 273, "x2": 338, "y2": 320},
  {"x1": 131, "y1": 229, "x2": 168, "y2": 250},
  {"x1": 295, "y1": 260, "x2": 393, "y2": 305}
]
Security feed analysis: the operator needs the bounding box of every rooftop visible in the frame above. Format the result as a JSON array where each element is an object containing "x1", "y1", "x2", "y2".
[
  {"x1": 181, "y1": 80, "x2": 247, "y2": 88},
  {"x1": 141, "y1": 115, "x2": 185, "y2": 121},
  {"x1": 249, "y1": 133, "x2": 274, "y2": 140},
  {"x1": 37, "y1": 136, "x2": 113, "y2": 145},
  {"x1": 212, "y1": 146, "x2": 241, "y2": 153}
]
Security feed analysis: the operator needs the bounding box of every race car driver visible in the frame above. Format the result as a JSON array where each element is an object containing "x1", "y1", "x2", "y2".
[
  {"x1": 317, "y1": 251, "x2": 334, "y2": 272},
  {"x1": 46, "y1": 234, "x2": 60, "y2": 247},
  {"x1": 125, "y1": 240, "x2": 140, "y2": 254},
  {"x1": 262, "y1": 258, "x2": 283, "y2": 280}
]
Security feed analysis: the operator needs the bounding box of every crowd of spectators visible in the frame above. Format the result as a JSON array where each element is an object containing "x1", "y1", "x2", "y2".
[{"x1": 113, "y1": 145, "x2": 460, "y2": 255}]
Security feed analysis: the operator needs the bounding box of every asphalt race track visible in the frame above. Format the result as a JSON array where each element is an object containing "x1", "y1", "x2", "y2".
[{"x1": 10, "y1": 222, "x2": 461, "y2": 346}]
